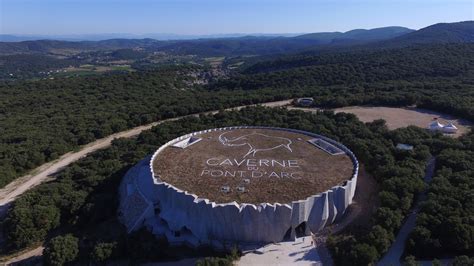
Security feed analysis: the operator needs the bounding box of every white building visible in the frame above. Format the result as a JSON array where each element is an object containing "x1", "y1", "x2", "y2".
[
  {"x1": 118, "y1": 127, "x2": 359, "y2": 250},
  {"x1": 443, "y1": 122, "x2": 458, "y2": 133},
  {"x1": 428, "y1": 120, "x2": 458, "y2": 134}
]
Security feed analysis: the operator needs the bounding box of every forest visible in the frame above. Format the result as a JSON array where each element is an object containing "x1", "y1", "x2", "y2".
[
  {"x1": 1, "y1": 107, "x2": 472, "y2": 265},
  {"x1": 406, "y1": 132, "x2": 474, "y2": 258},
  {"x1": 0, "y1": 39, "x2": 473, "y2": 264},
  {"x1": 1, "y1": 43, "x2": 473, "y2": 188},
  {"x1": 0, "y1": 54, "x2": 82, "y2": 80}
]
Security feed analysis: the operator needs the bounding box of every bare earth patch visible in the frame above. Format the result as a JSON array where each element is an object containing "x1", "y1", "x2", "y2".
[
  {"x1": 328, "y1": 164, "x2": 379, "y2": 232},
  {"x1": 334, "y1": 106, "x2": 472, "y2": 138}
]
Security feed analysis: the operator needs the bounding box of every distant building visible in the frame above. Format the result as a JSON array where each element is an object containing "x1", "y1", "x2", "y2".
[
  {"x1": 442, "y1": 122, "x2": 458, "y2": 133},
  {"x1": 428, "y1": 120, "x2": 445, "y2": 131},
  {"x1": 296, "y1": 97, "x2": 314, "y2": 107},
  {"x1": 428, "y1": 119, "x2": 458, "y2": 134},
  {"x1": 396, "y1": 143, "x2": 414, "y2": 151}
]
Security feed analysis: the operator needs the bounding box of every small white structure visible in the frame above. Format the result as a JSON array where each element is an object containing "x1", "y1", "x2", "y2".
[
  {"x1": 396, "y1": 143, "x2": 414, "y2": 151},
  {"x1": 171, "y1": 136, "x2": 202, "y2": 149},
  {"x1": 428, "y1": 120, "x2": 445, "y2": 131},
  {"x1": 428, "y1": 120, "x2": 458, "y2": 134},
  {"x1": 443, "y1": 122, "x2": 458, "y2": 133},
  {"x1": 296, "y1": 97, "x2": 314, "y2": 107}
]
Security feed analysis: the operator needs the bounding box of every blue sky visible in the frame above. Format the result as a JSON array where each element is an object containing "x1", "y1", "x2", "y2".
[{"x1": 1, "y1": 0, "x2": 472, "y2": 35}]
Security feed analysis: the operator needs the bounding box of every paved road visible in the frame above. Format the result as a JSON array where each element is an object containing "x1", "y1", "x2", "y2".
[
  {"x1": 377, "y1": 157, "x2": 436, "y2": 266},
  {"x1": 0, "y1": 100, "x2": 291, "y2": 210}
]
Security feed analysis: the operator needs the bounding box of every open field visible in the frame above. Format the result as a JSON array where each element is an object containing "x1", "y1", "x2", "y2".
[
  {"x1": 204, "y1": 56, "x2": 225, "y2": 67},
  {"x1": 334, "y1": 106, "x2": 472, "y2": 137},
  {"x1": 59, "y1": 64, "x2": 133, "y2": 75}
]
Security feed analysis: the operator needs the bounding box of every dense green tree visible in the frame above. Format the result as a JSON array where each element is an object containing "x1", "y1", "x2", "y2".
[
  {"x1": 407, "y1": 132, "x2": 474, "y2": 258},
  {"x1": 452, "y1": 256, "x2": 474, "y2": 266},
  {"x1": 43, "y1": 234, "x2": 79, "y2": 266},
  {"x1": 403, "y1": 255, "x2": 419, "y2": 266},
  {"x1": 92, "y1": 242, "x2": 118, "y2": 263},
  {"x1": 350, "y1": 243, "x2": 379, "y2": 265}
]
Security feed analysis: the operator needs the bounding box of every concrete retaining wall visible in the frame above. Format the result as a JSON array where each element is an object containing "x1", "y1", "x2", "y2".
[{"x1": 119, "y1": 126, "x2": 359, "y2": 247}]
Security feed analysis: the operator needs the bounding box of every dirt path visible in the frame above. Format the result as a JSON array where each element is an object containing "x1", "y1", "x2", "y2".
[
  {"x1": 0, "y1": 100, "x2": 291, "y2": 210},
  {"x1": 2, "y1": 246, "x2": 44, "y2": 265}
]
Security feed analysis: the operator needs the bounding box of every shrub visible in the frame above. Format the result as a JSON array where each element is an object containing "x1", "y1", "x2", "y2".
[
  {"x1": 43, "y1": 234, "x2": 79, "y2": 266},
  {"x1": 92, "y1": 242, "x2": 118, "y2": 263}
]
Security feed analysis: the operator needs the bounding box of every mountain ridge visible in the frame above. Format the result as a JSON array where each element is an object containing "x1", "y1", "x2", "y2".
[{"x1": 0, "y1": 21, "x2": 472, "y2": 56}]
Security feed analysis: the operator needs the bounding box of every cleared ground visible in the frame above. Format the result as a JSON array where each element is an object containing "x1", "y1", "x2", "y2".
[
  {"x1": 153, "y1": 128, "x2": 354, "y2": 205},
  {"x1": 334, "y1": 106, "x2": 472, "y2": 138}
]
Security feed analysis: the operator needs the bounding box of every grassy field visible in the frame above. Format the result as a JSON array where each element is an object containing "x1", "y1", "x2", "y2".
[
  {"x1": 204, "y1": 56, "x2": 225, "y2": 67},
  {"x1": 58, "y1": 64, "x2": 134, "y2": 76}
]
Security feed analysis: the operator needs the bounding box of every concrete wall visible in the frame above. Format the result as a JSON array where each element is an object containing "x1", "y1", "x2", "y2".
[{"x1": 119, "y1": 126, "x2": 359, "y2": 247}]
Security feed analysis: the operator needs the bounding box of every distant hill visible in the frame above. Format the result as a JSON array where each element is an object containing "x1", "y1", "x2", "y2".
[
  {"x1": 296, "y1": 26, "x2": 414, "y2": 43},
  {"x1": 0, "y1": 22, "x2": 472, "y2": 56},
  {"x1": 0, "y1": 39, "x2": 163, "y2": 54},
  {"x1": 239, "y1": 22, "x2": 474, "y2": 74},
  {"x1": 0, "y1": 26, "x2": 414, "y2": 56},
  {"x1": 0, "y1": 33, "x2": 302, "y2": 42},
  {"x1": 379, "y1": 21, "x2": 474, "y2": 47}
]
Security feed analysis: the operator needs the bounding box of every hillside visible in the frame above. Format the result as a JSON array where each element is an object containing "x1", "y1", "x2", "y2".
[
  {"x1": 296, "y1": 26, "x2": 413, "y2": 42},
  {"x1": 0, "y1": 26, "x2": 414, "y2": 56},
  {"x1": 0, "y1": 39, "x2": 163, "y2": 55},
  {"x1": 380, "y1": 21, "x2": 474, "y2": 47},
  {"x1": 0, "y1": 22, "x2": 471, "y2": 58}
]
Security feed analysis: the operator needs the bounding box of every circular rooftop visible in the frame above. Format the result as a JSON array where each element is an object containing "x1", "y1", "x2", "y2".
[{"x1": 151, "y1": 127, "x2": 356, "y2": 205}]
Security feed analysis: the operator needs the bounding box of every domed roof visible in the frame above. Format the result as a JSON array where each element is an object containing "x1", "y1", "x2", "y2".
[{"x1": 428, "y1": 120, "x2": 444, "y2": 129}]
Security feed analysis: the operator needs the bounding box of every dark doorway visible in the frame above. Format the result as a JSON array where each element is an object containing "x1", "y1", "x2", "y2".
[{"x1": 295, "y1": 222, "x2": 307, "y2": 238}]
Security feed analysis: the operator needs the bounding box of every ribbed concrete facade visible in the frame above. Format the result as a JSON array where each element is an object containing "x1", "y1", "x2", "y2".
[{"x1": 118, "y1": 126, "x2": 359, "y2": 248}]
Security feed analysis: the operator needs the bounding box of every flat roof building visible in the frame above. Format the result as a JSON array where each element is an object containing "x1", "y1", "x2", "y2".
[{"x1": 118, "y1": 127, "x2": 359, "y2": 249}]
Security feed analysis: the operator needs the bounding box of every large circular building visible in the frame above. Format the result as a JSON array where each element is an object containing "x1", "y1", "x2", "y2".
[{"x1": 118, "y1": 126, "x2": 358, "y2": 249}]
